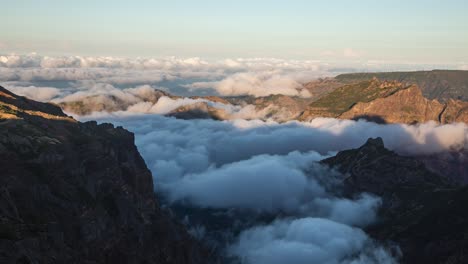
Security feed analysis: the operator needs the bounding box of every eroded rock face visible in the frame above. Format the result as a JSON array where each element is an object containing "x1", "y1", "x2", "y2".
[
  {"x1": 322, "y1": 138, "x2": 468, "y2": 264},
  {"x1": 334, "y1": 70, "x2": 468, "y2": 102},
  {"x1": 339, "y1": 85, "x2": 445, "y2": 124},
  {"x1": 0, "y1": 86, "x2": 209, "y2": 264},
  {"x1": 300, "y1": 80, "x2": 468, "y2": 124}
]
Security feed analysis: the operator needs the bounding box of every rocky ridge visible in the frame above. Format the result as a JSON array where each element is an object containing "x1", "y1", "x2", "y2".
[
  {"x1": 323, "y1": 138, "x2": 468, "y2": 264},
  {"x1": 0, "y1": 86, "x2": 210, "y2": 264}
]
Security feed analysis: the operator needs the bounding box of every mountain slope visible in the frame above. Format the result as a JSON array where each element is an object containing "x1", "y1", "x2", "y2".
[
  {"x1": 299, "y1": 79, "x2": 468, "y2": 123},
  {"x1": 322, "y1": 138, "x2": 468, "y2": 264},
  {"x1": 0, "y1": 86, "x2": 209, "y2": 264},
  {"x1": 300, "y1": 79, "x2": 407, "y2": 119},
  {"x1": 335, "y1": 70, "x2": 468, "y2": 101}
]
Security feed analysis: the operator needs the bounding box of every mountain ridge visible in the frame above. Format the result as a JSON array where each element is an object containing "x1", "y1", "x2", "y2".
[{"x1": 0, "y1": 86, "x2": 210, "y2": 264}]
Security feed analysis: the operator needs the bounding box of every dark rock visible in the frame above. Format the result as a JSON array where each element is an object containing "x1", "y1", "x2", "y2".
[
  {"x1": 323, "y1": 138, "x2": 468, "y2": 264},
  {"x1": 0, "y1": 86, "x2": 210, "y2": 264}
]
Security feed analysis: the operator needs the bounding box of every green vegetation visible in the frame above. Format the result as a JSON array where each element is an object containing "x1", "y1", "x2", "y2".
[
  {"x1": 309, "y1": 80, "x2": 405, "y2": 116},
  {"x1": 335, "y1": 70, "x2": 468, "y2": 101},
  {"x1": 0, "y1": 104, "x2": 18, "y2": 115}
]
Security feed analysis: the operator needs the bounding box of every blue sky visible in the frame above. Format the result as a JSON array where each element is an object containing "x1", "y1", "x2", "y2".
[{"x1": 1, "y1": 0, "x2": 467, "y2": 63}]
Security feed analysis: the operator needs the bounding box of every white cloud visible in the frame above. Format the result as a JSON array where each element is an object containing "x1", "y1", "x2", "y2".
[
  {"x1": 229, "y1": 218, "x2": 397, "y2": 264},
  {"x1": 5, "y1": 85, "x2": 61, "y2": 101},
  {"x1": 186, "y1": 71, "x2": 312, "y2": 98}
]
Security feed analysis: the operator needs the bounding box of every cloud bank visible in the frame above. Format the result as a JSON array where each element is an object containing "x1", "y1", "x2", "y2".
[
  {"x1": 76, "y1": 111, "x2": 468, "y2": 263},
  {"x1": 4, "y1": 53, "x2": 466, "y2": 263},
  {"x1": 83, "y1": 113, "x2": 402, "y2": 263},
  {"x1": 230, "y1": 218, "x2": 397, "y2": 264},
  {"x1": 0, "y1": 54, "x2": 331, "y2": 97}
]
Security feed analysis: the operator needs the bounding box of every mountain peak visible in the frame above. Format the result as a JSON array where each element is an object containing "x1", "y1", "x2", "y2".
[{"x1": 362, "y1": 137, "x2": 385, "y2": 149}]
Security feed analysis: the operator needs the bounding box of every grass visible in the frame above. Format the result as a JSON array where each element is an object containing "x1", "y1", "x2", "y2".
[{"x1": 308, "y1": 80, "x2": 405, "y2": 116}]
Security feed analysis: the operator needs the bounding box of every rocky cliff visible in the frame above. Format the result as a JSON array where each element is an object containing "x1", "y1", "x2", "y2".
[
  {"x1": 0, "y1": 86, "x2": 210, "y2": 264},
  {"x1": 300, "y1": 79, "x2": 468, "y2": 124},
  {"x1": 334, "y1": 70, "x2": 468, "y2": 101},
  {"x1": 323, "y1": 138, "x2": 468, "y2": 264}
]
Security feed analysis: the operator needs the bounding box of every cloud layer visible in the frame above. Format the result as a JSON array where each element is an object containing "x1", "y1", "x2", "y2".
[
  {"x1": 83, "y1": 113, "x2": 401, "y2": 263},
  {"x1": 77, "y1": 112, "x2": 468, "y2": 263},
  {"x1": 230, "y1": 217, "x2": 397, "y2": 264},
  {"x1": 3, "y1": 53, "x2": 467, "y2": 263},
  {"x1": 0, "y1": 54, "x2": 330, "y2": 98}
]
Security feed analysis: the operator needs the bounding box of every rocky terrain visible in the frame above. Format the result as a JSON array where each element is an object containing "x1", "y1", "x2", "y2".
[
  {"x1": 0, "y1": 86, "x2": 210, "y2": 264},
  {"x1": 54, "y1": 71, "x2": 468, "y2": 125},
  {"x1": 323, "y1": 138, "x2": 468, "y2": 264},
  {"x1": 299, "y1": 78, "x2": 468, "y2": 123},
  {"x1": 334, "y1": 70, "x2": 468, "y2": 101}
]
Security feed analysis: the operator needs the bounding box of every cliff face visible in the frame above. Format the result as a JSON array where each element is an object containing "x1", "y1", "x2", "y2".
[
  {"x1": 322, "y1": 138, "x2": 468, "y2": 264},
  {"x1": 334, "y1": 70, "x2": 468, "y2": 102},
  {"x1": 339, "y1": 85, "x2": 445, "y2": 123},
  {"x1": 300, "y1": 80, "x2": 468, "y2": 124},
  {"x1": 0, "y1": 87, "x2": 208, "y2": 264}
]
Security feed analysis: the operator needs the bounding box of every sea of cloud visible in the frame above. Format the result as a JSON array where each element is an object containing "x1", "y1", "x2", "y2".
[
  {"x1": 2, "y1": 53, "x2": 467, "y2": 263},
  {"x1": 80, "y1": 113, "x2": 402, "y2": 263},
  {"x1": 1, "y1": 54, "x2": 333, "y2": 99},
  {"x1": 77, "y1": 112, "x2": 467, "y2": 264}
]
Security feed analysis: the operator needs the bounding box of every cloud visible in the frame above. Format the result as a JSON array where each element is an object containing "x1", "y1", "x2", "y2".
[
  {"x1": 74, "y1": 114, "x2": 467, "y2": 222},
  {"x1": 229, "y1": 218, "x2": 398, "y2": 264},
  {"x1": 166, "y1": 151, "x2": 331, "y2": 212},
  {"x1": 310, "y1": 194, "x2": 381, "y2": 227},
  {"x1": 186, "y1": 72, "x2": 312, "y2": 98},
  {"x1": 4, "y1": 85, "x2": 61, "y2": 101},
  {"x1": 0, "y1": 54, "x2": 334, "y2": 98},
  {"x1": 343, "y1": 48, "x2": 361, "y2": 58},
  {"x1": 73, "y1": 113, "x2": 464, "y2": 264},
  {"x1": 76, "y1": 112, "x2": 433, "y2": 262},
  {"x1": 3, "y1": 53, "x2": 465, "y2": 263}
]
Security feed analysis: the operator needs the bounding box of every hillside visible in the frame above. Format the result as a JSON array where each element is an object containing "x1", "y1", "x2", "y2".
[
  {"x1": 334, "y1": 70, "x2": 468, "y2": 101},
  {"x1": 0, "y1": 86, "x2": 209, "y2": 263},
  {"x1": 322, "y1": 138, "x2": 467, "y2": 264},
  {"x1": 299, "y1": 79, "x2": 468, "y2": 123}
]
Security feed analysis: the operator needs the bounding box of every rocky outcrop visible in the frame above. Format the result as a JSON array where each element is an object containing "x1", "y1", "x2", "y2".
[
  {"x1": 339, "y1": 85, "x2": 445, "y2": 123},
  {"x1": 167, "y1": 101, "x2": 230, "y2": 120},
  {"x1": 334, "y1": 70, "x2": 468, "y2": 101},
  {"x1": 0, "y1": 86, "x2": 209, "y2": 264},
  {"x1": 300, "y1": 79, "x2": 468, "y2": 124},
  {"x1": 322, "y1": 138, "x2": 468, "y2": 264}
]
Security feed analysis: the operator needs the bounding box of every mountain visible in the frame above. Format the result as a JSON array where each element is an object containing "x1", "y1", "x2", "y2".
[
  {"x1": 58, "y1": 88, "x2": 177, "y2": 115},
  {"x1": 299, "y1": 78, "x2": 468, "y2": 123},
  {"x1": 334, "y1": 70, "x2": 468, "y2": 101},
  {"x1": 323, "y1": 138, "x2": 468, "y2": 264},
  {"x1": 0, "y1": 86, "x2": 210, "y2": 263},
  {"x1": 49, "y1": 73, "x2": 468, "y2": 125}
]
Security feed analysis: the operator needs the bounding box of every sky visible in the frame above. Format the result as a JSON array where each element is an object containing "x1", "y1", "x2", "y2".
[{"x1": 1, "y1": 0, "x2": 468, "y2": 63}]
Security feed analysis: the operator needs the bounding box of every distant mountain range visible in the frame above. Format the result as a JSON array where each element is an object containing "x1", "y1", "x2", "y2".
[{"x1": 55, "y1": 70, "x2": 468, "y2": 125}]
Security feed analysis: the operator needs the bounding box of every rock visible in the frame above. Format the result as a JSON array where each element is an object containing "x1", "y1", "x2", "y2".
[
  {"x1": 0, "y1": 86, "x2": 210, "y2": 264},
  {"x1": 322, "y1": 138, "x2": 468, "y2": 264},
  {"x1": 300, "y1": 79, "x2": 468, "y2": 124}
]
